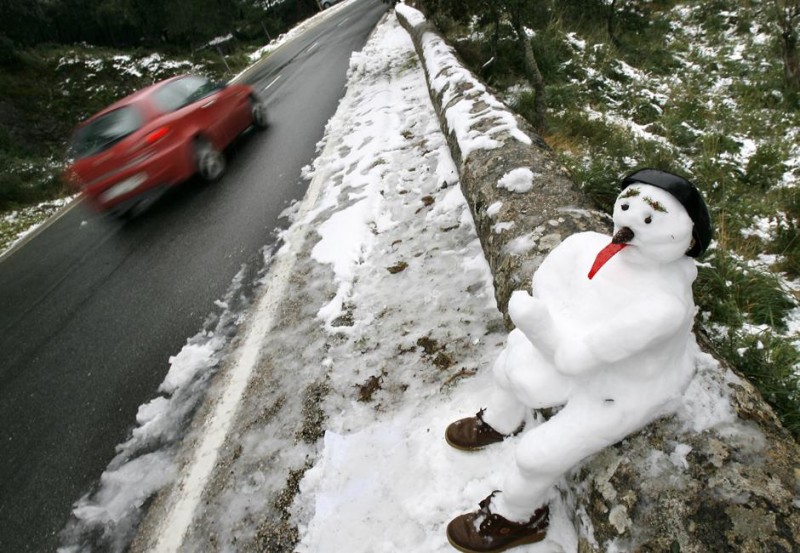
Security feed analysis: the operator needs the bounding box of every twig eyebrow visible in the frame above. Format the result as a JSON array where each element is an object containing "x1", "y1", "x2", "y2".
[{"x1": 643, "y1": 197, "x2": 668, "y2": 212}]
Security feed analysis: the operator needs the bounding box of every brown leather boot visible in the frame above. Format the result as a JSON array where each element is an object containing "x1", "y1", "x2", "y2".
[
  {"x1": 445, "y1": 409, "x2": 522, "y2": 451},
  {"x1": 446, "y1": 492, "x2": 549, "y2": 553}
]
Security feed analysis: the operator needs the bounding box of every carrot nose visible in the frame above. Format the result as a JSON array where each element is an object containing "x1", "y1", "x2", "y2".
[
  {"x1": 588, "y1": 228, "x2": 633, "y2": 279},
  {"x1": 612, "y1": 226, "x2": 634, "y2": 244}
]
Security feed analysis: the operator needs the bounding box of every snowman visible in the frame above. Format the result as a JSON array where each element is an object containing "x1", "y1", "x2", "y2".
[{"x1": 445, "y1": 169, "x2": 712, "y2": 553}]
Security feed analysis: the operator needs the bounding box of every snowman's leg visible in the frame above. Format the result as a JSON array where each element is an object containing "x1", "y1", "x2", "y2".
[
  {"x1": 492, "y1": 398, "x2": 640, "y2": 522},
  {"x1": 482, "y1": 330, "x2": 572, "y2": 434},
  {"x1": 446, "y1": 330, "x2": 573, "y2": 450},
  {"x1": 479, "y1": 342, "x2": 527, "y2": 434}
]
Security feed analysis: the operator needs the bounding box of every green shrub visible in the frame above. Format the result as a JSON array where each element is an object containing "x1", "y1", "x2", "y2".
[
  {"x1": 770, "y1": 187, "x2": 800, "y2": 277},
  {"x1": 530, "y1": 23, "x2": 573, "y2": 82},
  {"x1": 0, "y1": 34, "x2": 20, "y2": 67},
  {"x1": 545, "y1": 83, "x2": 580, "y2": 112},
  {"x1": 512, "y1": 91, "x2": 540, "y2": 129},
  {"x1": 743, "y1": 143, "x2": 786, "y2": 190},
  {"x1": 0, "y1": 160, "x2": 66, "y2": 211},
  {"x1": 695, "y1": 250, "x2": 795, "y2": 331},
  {"x1": 566, "y1": 155, "x2": 625, "y2": 212},
  {"x1": 717, "y1": 331, "x2": 800, "y2": 438}
]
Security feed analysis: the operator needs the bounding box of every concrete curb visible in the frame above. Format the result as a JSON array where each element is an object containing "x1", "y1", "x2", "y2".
[{"x1": 395, "y1": 4, "x2": 609, "y2": 326}]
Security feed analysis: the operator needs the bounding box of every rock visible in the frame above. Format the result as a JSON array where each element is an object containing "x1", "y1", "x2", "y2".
[{"x1": 395, "y1": 5, "x2": 800, "y2": 551}]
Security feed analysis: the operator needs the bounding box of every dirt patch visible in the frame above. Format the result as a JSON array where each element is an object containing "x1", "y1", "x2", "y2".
[{"x1": 356, "y1": 374, "x2": 383, "y2": 402}]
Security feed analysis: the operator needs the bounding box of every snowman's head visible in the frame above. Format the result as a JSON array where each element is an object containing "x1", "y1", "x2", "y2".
[
  {"x1": 588, "y1": 169, "x2": 712, "y2": 278},
  {"x1": 619, "y1": 169, "x2": 712, "y2": 258},
  {"x1": 611, "y1": 184, "x2": 694, "y2": 265}
]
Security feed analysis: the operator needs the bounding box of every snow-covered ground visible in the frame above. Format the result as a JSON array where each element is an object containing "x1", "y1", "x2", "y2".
[
  {"x1": 56, "y1": 4, "x2": 751, "y2": 553},
  {"x1": 58, "y1": 7, "x2": 579, "y2": 552},
  {"x1": 246, "y1": 13, "x2": 578, "y2": 551}
]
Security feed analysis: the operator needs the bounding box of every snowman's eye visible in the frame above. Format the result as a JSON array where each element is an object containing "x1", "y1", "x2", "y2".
[
  {"x1": 621, "y1": 204, "x2": 629, "y2": 211},
  {"x1": 644, "y1": 216, "x2": 652, "y2": 224}
]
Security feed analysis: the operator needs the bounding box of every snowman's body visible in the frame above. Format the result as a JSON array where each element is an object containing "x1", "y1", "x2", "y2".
[{"x1": 481, "y1": 184, "x2": 701, "y2": 522}]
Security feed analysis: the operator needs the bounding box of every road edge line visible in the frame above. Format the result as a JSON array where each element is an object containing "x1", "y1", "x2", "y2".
[
  {"x1": 147, "y1": 147, "x2": 335, "y2": 553},
  {"x1": 0, "y1": 197, "x2": 84, "y2": 263}
]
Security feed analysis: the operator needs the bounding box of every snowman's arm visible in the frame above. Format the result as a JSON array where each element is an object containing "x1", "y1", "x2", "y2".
[
  {"x1": 553, "y1": 295, "x2": 689, "y2": 375},
  {"x1": 508, "y1": 290, "x2": 559, "y2": 358}
]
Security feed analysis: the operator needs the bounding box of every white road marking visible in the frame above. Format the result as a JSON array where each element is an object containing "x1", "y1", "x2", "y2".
[
  {"x1": 262, "y1": 74, "x2": 282, "y2": 91},
  {"x1": 147, "y1": 112, "x2": 339, "y2": 553}
]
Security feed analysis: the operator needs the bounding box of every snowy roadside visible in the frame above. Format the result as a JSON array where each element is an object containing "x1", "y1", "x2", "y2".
[
  {"x1": 167, "y1": 9, "x2": 749, "y2": 552},
  {"x1": 221, "y1": 12, "x2": 582, "y2": 551},
  {"x1": 137, "y1": 11, "x2": 580, "y2": 551},
  {"x1": 129, "y1": 10, "x2": 579, "y2": 553}
]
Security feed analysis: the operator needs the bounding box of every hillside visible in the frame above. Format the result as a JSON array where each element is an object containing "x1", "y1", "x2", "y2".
[{"x1": 422, "y1": 0, "x2": 800, "y2": 438}]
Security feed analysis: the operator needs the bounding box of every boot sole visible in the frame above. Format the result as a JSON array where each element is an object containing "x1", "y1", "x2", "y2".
[
  {"x1": 444, "y1": 434, "x2": 493, "y2": 451},
  {"x1": 446, "y1": 528, "x2": 547, "y2": 553},
  {"x1": 444, "y1": 423, "x2": 524, "y2": 452}
]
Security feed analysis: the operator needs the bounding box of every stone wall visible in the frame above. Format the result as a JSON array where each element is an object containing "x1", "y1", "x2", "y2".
[{"x1": 395, "y1": 5, "x2": 800, "y2": 551}]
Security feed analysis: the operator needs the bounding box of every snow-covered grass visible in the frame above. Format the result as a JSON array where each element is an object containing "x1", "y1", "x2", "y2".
[{"x1": 445, "y1": 0, "x2": 800, "y2": 437}]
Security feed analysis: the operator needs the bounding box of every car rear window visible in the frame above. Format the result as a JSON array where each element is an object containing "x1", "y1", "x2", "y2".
[
  {"x1": 69, "y1": 106, "x2": 142, "y2": 159},
  {"x1": 151, "y1": 76, "x2": 221, "y2": 113}
]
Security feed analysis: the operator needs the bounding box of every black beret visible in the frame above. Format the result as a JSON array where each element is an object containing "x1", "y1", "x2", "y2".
[{"x1": 621, "y1": 168, "x2": 713, "y2": 257}]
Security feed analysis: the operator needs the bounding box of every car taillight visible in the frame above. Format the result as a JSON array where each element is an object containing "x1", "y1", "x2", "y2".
[{"x1": 145, "y1": 126, "x2": 170, "y2": 144}]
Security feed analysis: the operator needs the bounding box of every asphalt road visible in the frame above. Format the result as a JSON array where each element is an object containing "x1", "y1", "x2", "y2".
[{"x1": 0, "y1": 1, "x2": 389, "y2": 551}]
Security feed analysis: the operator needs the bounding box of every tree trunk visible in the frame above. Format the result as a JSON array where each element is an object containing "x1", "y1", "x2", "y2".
[
  {"x1": 783, "y1": 35, "x2": 800, "y2": 90},
  {"x1": 491, "y1": 7, "x2": 500, "y2": 68},
  {"x1": 778, "y1": 2, "x2": 800, "y2": 91},
  {"x1": 782, "y1": 29, "x2": 800, "y2": 90},
  {"x1": 511, "y1": 17, "x2": 547, "y2": 133},
  {"x1": 480, "y1": 3, "x2": 500, "y2": 78},
  {"x1": 607, "y1": 0, "x2": 621, "y2": 47}
]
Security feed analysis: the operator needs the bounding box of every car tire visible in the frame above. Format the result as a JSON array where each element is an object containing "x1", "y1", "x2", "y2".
[
  {"x1": 251, "y1": 97, "x2": 268, "y2": 130},
  {"x1": 322, "y1": 1, "x2": 331, "y2": 7},
  {"x1": 195, "y1": 139, "x2": 226, "y2": 182}
]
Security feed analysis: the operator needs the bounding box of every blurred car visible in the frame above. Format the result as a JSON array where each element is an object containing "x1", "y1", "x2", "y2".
[{"x1": 63, "y1": 74, "x2": 268, "y2": 215}]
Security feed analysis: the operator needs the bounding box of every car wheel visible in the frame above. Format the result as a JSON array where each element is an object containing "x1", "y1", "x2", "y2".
[
  {"x1": 195, "y1": 139, "x2": 225, "y2": 181},
  {"x1": 251, "y1": 97, "x2": 268, "y2": 129},
  {"x1": 322, "y1": 1, "x2": 331, "y2": 7}
]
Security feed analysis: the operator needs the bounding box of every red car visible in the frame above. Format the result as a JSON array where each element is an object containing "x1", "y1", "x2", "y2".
[{"x1": 63, "y1": 74, "x2": 268, "y2": 215}]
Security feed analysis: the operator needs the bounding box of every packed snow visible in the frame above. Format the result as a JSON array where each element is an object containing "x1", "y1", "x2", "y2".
[
  {"x1": 470, "y1": 180, "x2": 703, "y2": 528},
  {"x1": 497, "y1": 168, "x2": 537, "y2": 193}
]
